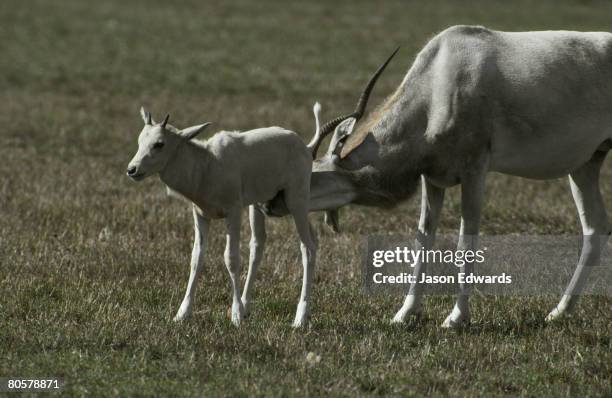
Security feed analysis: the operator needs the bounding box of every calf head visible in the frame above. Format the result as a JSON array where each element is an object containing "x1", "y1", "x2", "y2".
[{"x1": 126, "y1": 108, "x2": 211, "y2": 180}]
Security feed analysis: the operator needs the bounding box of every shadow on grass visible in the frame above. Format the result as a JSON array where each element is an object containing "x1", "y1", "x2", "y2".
[
  {"x1": 446, "y1": 310, "x2": 606, "y2": 338},
  {"x1": 450, "y1": 317, "x2": 547, "y2": 337}
]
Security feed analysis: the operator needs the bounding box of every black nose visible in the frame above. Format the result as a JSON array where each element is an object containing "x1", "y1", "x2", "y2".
[{"x1": 127, "y1": 166, "x2": 137, "y2": 176}]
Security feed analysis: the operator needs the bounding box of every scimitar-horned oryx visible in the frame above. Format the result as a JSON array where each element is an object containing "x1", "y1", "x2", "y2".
[
  {"x1": 126, "y1": 110, "x2": 317, "y2": 327},
  {"x1": 266, "y1": 25, "x2": 612, "y2": 327}
]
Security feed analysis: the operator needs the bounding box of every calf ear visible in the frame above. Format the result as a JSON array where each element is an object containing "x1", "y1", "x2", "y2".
[
  {"x1": 327, "y1": 117, "x2": 356, "y2": 156},
  {"x1": 180, "y1": 122, "x2": 212, "y2": 140},
  {"x1": 140, "y1": 106, "x2": 152, "y2": 125}
]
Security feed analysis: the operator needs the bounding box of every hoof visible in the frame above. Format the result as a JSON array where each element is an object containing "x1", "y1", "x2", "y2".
[
  {"x1": 231, "y1": 314, "x2": 244, "y2": 326},
  {"x1": 241, "y1": 298, "x2": 252, "y2": 317},
  {"x1": 230, "y1": 302, "x2": 246, "y2": 326},
  {"x1": 292, "y1": 318, "x2": 307, "y2": 328},
  {"x1": 173, "y1": 303, "x2": 192, "y2": 322},
  {"x1": 441, "y1": 309, "x2": 470, "y2": 329},
  {"x1": 391, "y1": 307, "x2": 422, "y2": 324},
  {"x1": 545, "y1": 307, "x2": 569, "y2": 322},
  {"x1": 173, "y1": 313, "x2": 189, "y2": 322},
  {"x1": 292, "y1": 301, "x2": 309, "y2": 328}
]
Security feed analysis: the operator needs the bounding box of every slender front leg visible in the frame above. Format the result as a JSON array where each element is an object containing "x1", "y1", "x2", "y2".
[
  {"x1": 174, "y1": 206, "x2": 210, "y2": 321},
  {"x1": 285, "y1": 188, "x2": 318, "y2": 328},
  {"x1": 225, "y1": 209, "x2": 245, "y2": 326},
  {"x1": 547, "y1": 151, "x2": 609, "y2": 321},
  {"x1": 392, "y1": 176, "x2": 445, "y2": 323},
  {"x1": 442, "y1": 163, "x2": 487, "y2": 328},
  {"x1": 292, "y1": 211, "x2": 317, "y2": 328},
  {"x1": 241, "y1": 205, "x2": 267, "y2": 316}
]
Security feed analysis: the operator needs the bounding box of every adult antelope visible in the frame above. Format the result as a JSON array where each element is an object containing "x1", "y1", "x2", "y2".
[{"x1": 268, "y1": 25, "x2": 612, "y2": 327}]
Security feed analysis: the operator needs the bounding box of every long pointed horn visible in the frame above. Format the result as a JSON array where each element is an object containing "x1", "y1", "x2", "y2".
[
  {"x1": 309, "y1": 114, "x2": 353, "y2": 158},
  {"x1": 309, "y1": 47, "x2": 400, "y2": 159},
  {"x1": 352, "y1": 46, "x2": 399, "y2": 119}
]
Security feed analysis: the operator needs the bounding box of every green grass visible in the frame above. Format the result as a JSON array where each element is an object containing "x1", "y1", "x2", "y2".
[{"x1": 1, "y1": 0, "x2": 611, "y2": 396}]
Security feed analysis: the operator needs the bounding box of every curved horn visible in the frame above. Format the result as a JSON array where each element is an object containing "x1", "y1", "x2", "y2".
[
  {"x1": 352, "y1": 46, "x2": 400, "y2": 119},
  {"x1": 308, "y1": 103, "x2": 356, "y2": 158},
  {"x1": 309, "y1": 113, "x2": 354, "y2": 157},
  {"x1": 309, "y1": 47, "x2": 400, "y2": 159}
]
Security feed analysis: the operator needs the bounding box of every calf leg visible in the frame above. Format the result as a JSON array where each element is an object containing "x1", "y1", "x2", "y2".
[
  {"x1": 225, "y1": 209, "x2": 245, "y2": 326},
  {"x1": 174, "y1": 206, "x2": 210, "y2": 321},
  {"x1": 442, "y1": 163, "x2": 487, "y2": 328},
  {"x1": 286, "y1": 192, "x2": 318, "y2": 328},
  {"x1": 241, "y1": 205, "x2": 267, "y2": 316},
  {"x1": 547, "y1": 151, "x2": 609, "y2": 321},
  {"x1": 392, "y1": 176, "x2": 445, "y2": 323}
]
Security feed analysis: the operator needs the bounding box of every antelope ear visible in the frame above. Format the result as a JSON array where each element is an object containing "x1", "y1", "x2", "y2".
[
  {"x1": 328, "y1": 117, "x2": 356, "y2": 156},
  {"x1": 180, "y1": 122, "x2": 212, "y2": 140},
  {"x1": 140, "y1": 106, "x2": 152, "y2": 125}
]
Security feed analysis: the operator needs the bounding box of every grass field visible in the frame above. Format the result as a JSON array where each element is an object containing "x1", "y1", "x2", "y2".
[{"x1": 1, "y1": 0, "x2": 611, "y2": 396}]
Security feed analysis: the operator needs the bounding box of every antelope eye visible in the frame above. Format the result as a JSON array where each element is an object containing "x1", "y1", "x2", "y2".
[{"x1": 153, "y1": 142, "x2": 164, "y2": 149}]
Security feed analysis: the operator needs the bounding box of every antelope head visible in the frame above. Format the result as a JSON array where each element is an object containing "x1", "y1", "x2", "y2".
[{"x1": 307, "y1": 48, "x2": 399, "y2": 232}]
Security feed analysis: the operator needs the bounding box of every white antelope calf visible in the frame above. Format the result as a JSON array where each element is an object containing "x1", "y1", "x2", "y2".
[{"x1": 126, "y1": 109, "x2": 316, "y2": 327}]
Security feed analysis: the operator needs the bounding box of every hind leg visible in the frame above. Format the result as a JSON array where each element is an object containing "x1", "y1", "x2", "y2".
[
  {"x1": 547, "y1": 151, "x2": 609, "y2": 321},
  {"x1": 241, "y1": 205, "x2": 266, "y2": 316},
  {"x1": 224, "y1": 208, "x2": 245, "y2": 326},
  {"x1": 285, "y1": 187, "x2": 318, "y2": 328}
]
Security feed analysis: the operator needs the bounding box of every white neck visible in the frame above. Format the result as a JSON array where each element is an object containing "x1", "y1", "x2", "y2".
[{"x1": 160, "y1": 141, "x2": 211, "y2": 203}]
